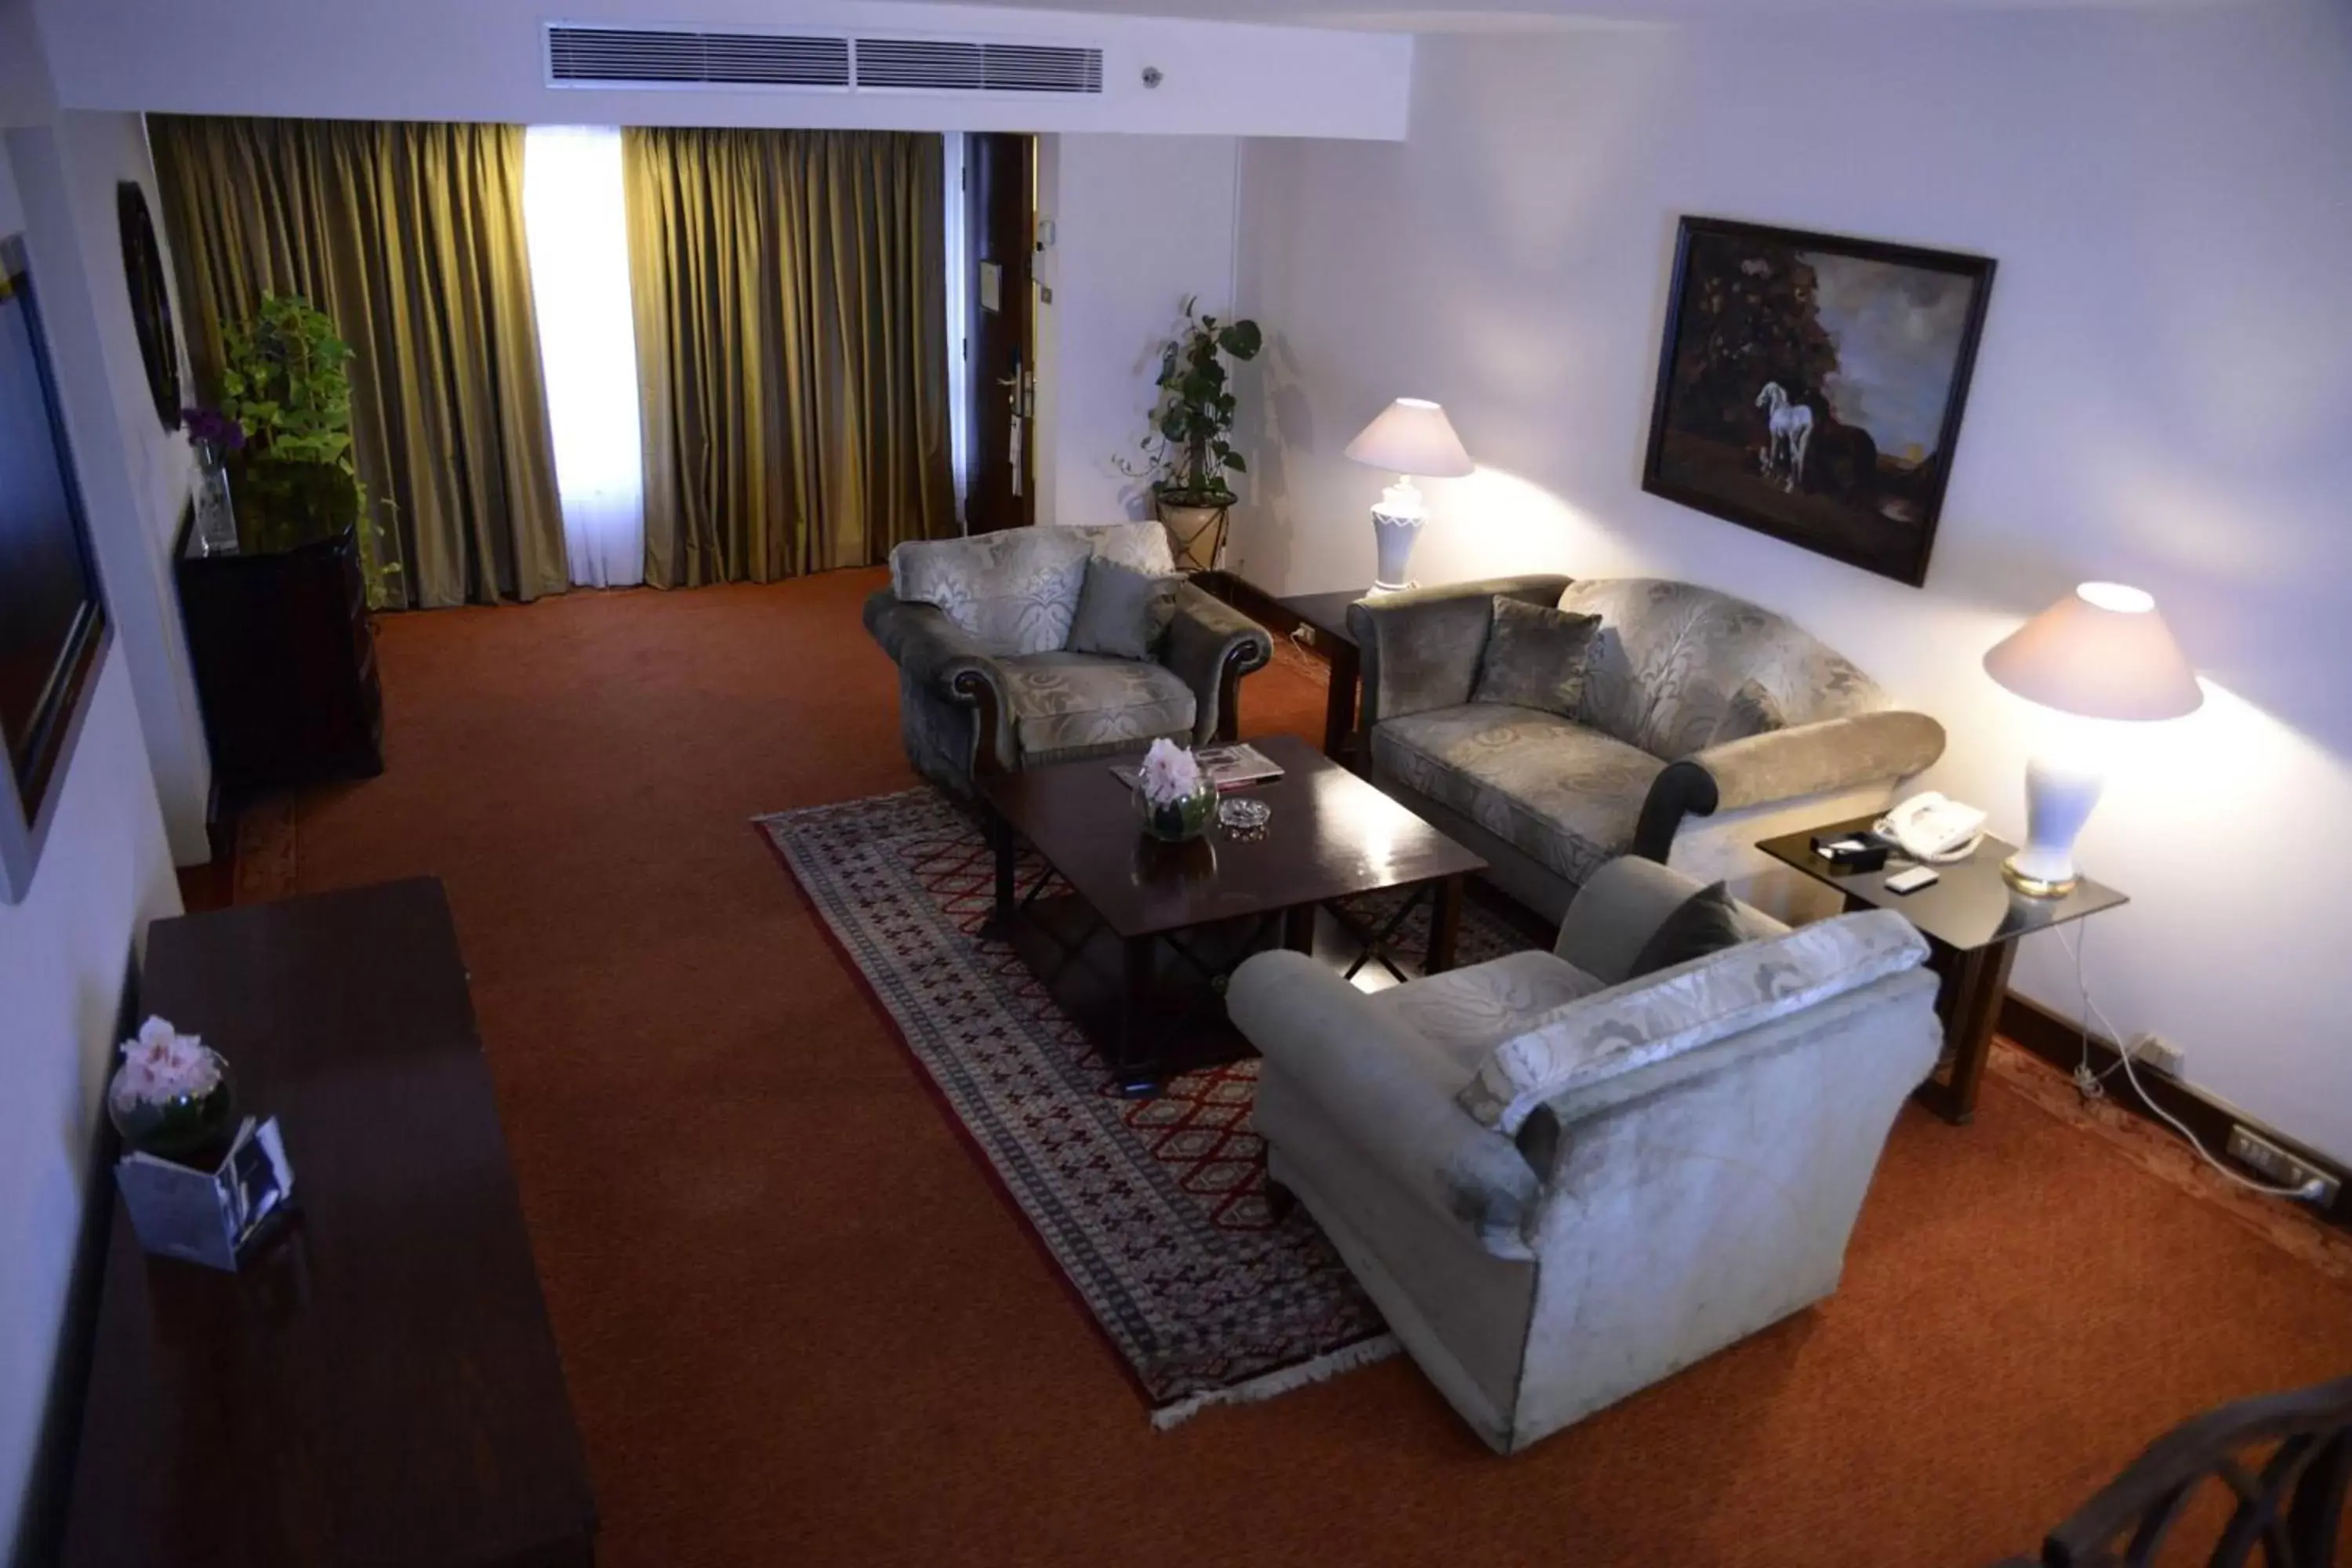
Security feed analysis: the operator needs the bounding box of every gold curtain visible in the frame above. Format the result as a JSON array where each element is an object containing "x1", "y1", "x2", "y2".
[
  {"x1": 623, "y1": 127, "x2": 954, "y2": 586},
  {"x1": 149, "y1": 115, "x2": 565, "y2": 609}
]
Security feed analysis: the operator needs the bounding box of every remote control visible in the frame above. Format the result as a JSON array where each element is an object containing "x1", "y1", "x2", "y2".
[{"x1": 1884, "y1": 866, "x2": 1940, "y2": 895}]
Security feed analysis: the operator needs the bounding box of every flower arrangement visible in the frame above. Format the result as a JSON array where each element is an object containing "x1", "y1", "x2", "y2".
[
  {"x1": 108, "y1": 1017, "x2": 236, "y2": 1163},
  {"x1": 180, "y1": 406, "x2": 247, "y2": 456},
  {"x1": 1135, "y1": 738, "x2": 1215, "y2": 842}
]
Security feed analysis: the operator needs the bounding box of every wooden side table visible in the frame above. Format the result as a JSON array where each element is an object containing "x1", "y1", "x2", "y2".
[
  {"x1": 1756, "y1": 816, "x2": 2128, "y2": 1125},
  {"x1": 1189, "y1": 573, "x2": 1370, "y2": 767},
  {"x1": 1275, "y1": 587, "x2": 1370, "y2": 766}
]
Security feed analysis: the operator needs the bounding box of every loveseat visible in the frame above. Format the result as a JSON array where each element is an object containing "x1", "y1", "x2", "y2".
[
  {"x1": 1229, "y1": 855, "x2": 1941, "y2": 1454},
  {"x1": 1348, "y1": 575, "x2": 1946, "y2": 921},
  {"x1": 864, "y1": 521, "x2": 1273, "y2": 794}
]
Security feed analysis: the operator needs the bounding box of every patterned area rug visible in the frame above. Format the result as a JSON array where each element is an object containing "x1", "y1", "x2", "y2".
[{"x1": 757, "y1": 786, "x2": 1530, "y2": 1428}]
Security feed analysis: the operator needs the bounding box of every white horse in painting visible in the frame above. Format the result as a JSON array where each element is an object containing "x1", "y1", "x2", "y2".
[{"x1": 1755, "y1": 382, "x2": 1813, "y2": 494}]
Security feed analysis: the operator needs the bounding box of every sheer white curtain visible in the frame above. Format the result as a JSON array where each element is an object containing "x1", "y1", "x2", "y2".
[
  {"x1": 941, "y1": 131, "x2": 971, "y2": 528},
  {"x1": 522, "y1": 125, "x2": 645, "y2": 588}
]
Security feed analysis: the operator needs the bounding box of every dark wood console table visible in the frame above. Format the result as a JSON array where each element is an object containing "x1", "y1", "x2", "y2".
[{"x1": 60, "y1": 879, "x2": 596, "y2": 1568}]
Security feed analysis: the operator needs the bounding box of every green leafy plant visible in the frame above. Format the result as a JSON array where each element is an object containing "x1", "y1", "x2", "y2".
[
  {"x1": 1119, "y1": 296, "x2": 1263, "y2": 506},
  {"x1": 217, "y1": 292, "x2": 400, "y2": 604}
]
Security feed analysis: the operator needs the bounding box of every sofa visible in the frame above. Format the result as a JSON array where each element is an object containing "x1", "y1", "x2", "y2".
[
  {"x1": 1228, "y1": 855, "x2": 1942, "y2": 1454},
  {"x1": 863, "y1": 521, "x2": 1273, "y2": 794},
  {"x1": 1348, "y1": 575, "x2": 1946, "y2": 922}
]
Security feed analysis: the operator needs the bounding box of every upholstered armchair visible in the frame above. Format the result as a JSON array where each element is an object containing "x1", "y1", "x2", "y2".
[
  {"x1": 1349, "y1": 575, "x2": 1947, "y2": 921},
  {"x1": 1228, "y1": 856, "x2": 1941, "y2": 1454},
  {"x1": 863, "y1": 521, "x2": 1273, "y2": 794}
]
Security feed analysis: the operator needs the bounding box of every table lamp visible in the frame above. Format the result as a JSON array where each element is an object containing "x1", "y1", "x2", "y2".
[
  {"x1": 1343, "y1": 397, "x2": 1474, "y2": 593},
  {"x1": 1982, "y1": 582, "x2": 2201, "y2": 896}
]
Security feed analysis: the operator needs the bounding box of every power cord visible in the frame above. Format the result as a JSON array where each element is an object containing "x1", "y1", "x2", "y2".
[{"x1": 2059, "y1": 924, "x2": 2328, "y2": 1202}]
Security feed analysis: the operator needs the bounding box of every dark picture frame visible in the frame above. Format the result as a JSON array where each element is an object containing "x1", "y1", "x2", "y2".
[
  {"x1": 117, "y1": 180, "x2": 182, "y2": 431},
  {"x1": 1640, "y1": 216, "x2": 1995, "y2": 587},
  {"x1": 1, "y1": 233, "x2": 113, "y2": 904}
]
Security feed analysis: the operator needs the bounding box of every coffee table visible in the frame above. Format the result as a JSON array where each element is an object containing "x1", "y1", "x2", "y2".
[{"x1": 978, "y1": 731, "x2": 1486, "y2": 1094}]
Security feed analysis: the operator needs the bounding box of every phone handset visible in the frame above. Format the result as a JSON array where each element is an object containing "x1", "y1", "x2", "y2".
[{"x1": 1875, "y1": 792, "x2": 1988, "y2": 863}]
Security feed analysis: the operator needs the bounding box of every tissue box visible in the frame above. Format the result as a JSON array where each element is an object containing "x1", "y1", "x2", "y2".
[{"x1": 115, "y1": 1116, "x2": 296, "y2": 1271}]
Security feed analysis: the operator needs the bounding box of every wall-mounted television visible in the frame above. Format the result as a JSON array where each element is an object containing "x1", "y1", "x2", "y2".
[{"x1": 0, "y1": 231, "x2": 111, "y2": 904}]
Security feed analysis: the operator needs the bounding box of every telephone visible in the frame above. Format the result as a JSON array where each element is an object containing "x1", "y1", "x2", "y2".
[{"x1": 1875, "y1": 792, "x2": 1987, "y2": 863}]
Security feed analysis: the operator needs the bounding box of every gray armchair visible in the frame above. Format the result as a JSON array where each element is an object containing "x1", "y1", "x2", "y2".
[
  {"x1": 1350, "y1": 575, "x2": 1945, "y2": 921},
  {"x1": 1229, "y1": 856, "x2": 1941, "y2": 1454},
  {"x1": 864, "y1": 521, "x2": 1273, "y2": 794}
]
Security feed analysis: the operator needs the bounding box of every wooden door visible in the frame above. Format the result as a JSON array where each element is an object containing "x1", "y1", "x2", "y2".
[{"x1": 964, "y1": 132, "x2": 1036, "y2": 532}]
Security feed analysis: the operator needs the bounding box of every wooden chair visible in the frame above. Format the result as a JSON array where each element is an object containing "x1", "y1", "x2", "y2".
[{"x1": 1997, "y1": 1375, "x2": 2352, "y2": 1567}]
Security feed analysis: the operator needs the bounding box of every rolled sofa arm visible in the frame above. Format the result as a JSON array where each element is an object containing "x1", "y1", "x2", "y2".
[
  {"x1": 1229, "y1": 949, "x2": 1540, "y2": 1259},
  {"x1": 1348, "y1": 574, "x2": 1576, "y2": 729},
  {"x1": 1632, "y1": 709, "x2": 1947, "y2": 861},
  {"x1": 862, "y1": 590, "x2": 1017, "y2": 771},
  {"x1": 1165, "y1": 583, "x2": 1273, "y2": 744}
]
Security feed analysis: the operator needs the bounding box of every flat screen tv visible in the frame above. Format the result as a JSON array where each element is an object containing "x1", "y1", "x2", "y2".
[{"x1": 0, "y1": 231, "x2": 111, "y2": 904}]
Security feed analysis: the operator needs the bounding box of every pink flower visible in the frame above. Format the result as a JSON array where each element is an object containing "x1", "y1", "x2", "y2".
[
  {"x1": 1138, "y1": 739, "x2": 1203, "y2": 808},
  {"x1": 111, "y1": 1016, "x2": 221, "y2": 1109}
]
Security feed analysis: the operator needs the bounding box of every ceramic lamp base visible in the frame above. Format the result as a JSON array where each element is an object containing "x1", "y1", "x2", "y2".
[
  {"x1": 2002, "y1": 751, "x2": 2103, "y2": 898},
  {"x1": 1371, "y1": 507, "x2": 1424, "y2": 594}
]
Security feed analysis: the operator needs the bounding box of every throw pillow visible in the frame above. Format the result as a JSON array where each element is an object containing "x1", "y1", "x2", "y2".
[
  {"x1": 1469, "y1": 596, "x2": 1602, "y2": 720},
  {"x1": 1066, "y1": 557, "x2": 1181, "y2": 660},
  {"x1": 1626, "y1": 880, "x2": 1751, "y2": 979},
  {"x1": 1708, "y1": 678, "x2": 1788, "y2": 747}
]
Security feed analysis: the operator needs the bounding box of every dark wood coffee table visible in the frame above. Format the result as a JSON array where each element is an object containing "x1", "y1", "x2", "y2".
[{"x1": 978, "y1": 732, "x2": 1486, "y2": 1094}]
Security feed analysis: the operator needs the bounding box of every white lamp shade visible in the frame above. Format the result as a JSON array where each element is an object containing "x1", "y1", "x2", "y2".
[
  {"x1": 1983, "y1": 582, "x2": 2203, "y2": 721},
  {"x1": 1344, "y1": 398, "x2": 1474, "y2": 478}
]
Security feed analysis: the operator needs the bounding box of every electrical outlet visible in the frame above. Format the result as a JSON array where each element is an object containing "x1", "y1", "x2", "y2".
[
  {"x1": 2225, "y1": 1125, "x2": 2343, "y2": 1207},
  {"x1": 2124, "y1": 1031, "x2": 2185, "y2": 1078}
]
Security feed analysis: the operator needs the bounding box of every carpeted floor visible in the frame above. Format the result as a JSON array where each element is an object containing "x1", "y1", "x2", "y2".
[{"x1": 246, "y1": 568, "x2": 2352, "y2": 1567}]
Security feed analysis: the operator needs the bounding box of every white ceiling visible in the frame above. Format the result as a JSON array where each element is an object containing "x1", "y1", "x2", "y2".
[{"x1": 869, "y1": 0, "x2": 2249, "y2": 31}]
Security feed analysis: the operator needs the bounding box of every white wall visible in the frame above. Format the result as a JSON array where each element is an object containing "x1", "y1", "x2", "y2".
[
  {"x1": 33, "y1": 0, "x2": 1410, "y2": 142},
  {"x1": 1036, "y1": 132, "x2": 1239, "y2": 528},
  {"x1": 0, "y1": 0, "x2": 55, "y2": 128},
  {"x1": 9, "y1": 111, "x2": 207, "y2": 863},
  {"x1": 1233, "y1": 7, "x2": 2352, "y2": 1160},
  {"x1": 0, "y1": 132, "x2": 183, "y2": 1561}
]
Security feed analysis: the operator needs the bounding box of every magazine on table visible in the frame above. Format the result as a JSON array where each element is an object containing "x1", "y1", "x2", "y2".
[{"x1": 1109, "y1": 742, "x2": 1284, "y2": 793}]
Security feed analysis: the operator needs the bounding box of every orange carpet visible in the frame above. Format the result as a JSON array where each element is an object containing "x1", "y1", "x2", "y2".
[{"x1": 251, "y1": 568, "x2": 2352, "y2": 1567}]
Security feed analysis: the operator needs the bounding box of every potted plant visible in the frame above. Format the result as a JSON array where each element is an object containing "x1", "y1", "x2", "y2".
[
  {"x1": 1120, "y1": 296, "x2": 1262, "y2": 573},
  {"x1": 216, "y1": 292, "x2": 401, "y2": 606}
]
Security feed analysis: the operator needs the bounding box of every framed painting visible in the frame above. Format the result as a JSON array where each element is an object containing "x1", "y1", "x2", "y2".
[{"x1": 1640, "y1": 216, "x2": 1996, "y2": 587}]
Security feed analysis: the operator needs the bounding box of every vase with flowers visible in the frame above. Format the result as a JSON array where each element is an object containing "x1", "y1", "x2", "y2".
[
  {"x1": 181, "y1": 405, "x2": 246, "y2": 556},
  {"x1": 1134, "y1": 737, "x2": 1217, "y2": 843},
  {"x1": 107, "y1": 1016, "x2": 237, "y2": 1165}
]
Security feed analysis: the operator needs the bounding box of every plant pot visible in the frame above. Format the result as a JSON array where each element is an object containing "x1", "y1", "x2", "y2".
[
  {"x1": 108, "y1": 1049, "x2": 238, "y2": 1166},
  {"x1": 1137, "y1": 776, "x2": 1218, "y2": 843},
  {"x1": 1154, "y1": 494, "x2": 1231, "y2": 575}
]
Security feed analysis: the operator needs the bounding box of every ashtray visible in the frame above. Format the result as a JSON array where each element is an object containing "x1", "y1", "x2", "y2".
[{"x1": 1218, "y1": 797, "x2": 1271, "y2": 838}]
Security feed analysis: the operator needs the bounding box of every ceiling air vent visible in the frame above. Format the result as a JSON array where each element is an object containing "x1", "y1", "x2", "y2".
[
  {"x1": 546, "y1": 25, "x2": 851, "y2": 89},
  {"x1": 854, "y1": 38, "x2": 1105, "y2": 95}
]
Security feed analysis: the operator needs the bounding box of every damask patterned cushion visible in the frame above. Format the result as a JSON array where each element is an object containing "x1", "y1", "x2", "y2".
[
  {"x1": 1371, "y1": 706, "x2": 1663, "y2": 890},
  {"x1": 891, "y1": 528, "x2": 1091, "y2": 655},
  {"x1": 1064, "y1": 520, "x2": 1178, "y2": 575},
  {"x1": 1709, "y1": 677, "x2": 1788, "y2": 747},
  {"x1": 1455, "y1": 909, "x2": 1929, "y2": 1133},
  {"x1": 1066, "y1": 558, "x2": 1180, "y2": 659},
  {"x1": 1626, "y1": 880, "x2": 1755, "y2": 978},
  {"x1": 1470, "y1": 597, "x2": 1602, "y2": 720},
  {"x1": 1555, "y1": 578, "x2": 1886, "y2": 759},
  {"x1": 999, "y1": 652, "x2": 1196, "y2": 757}
]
